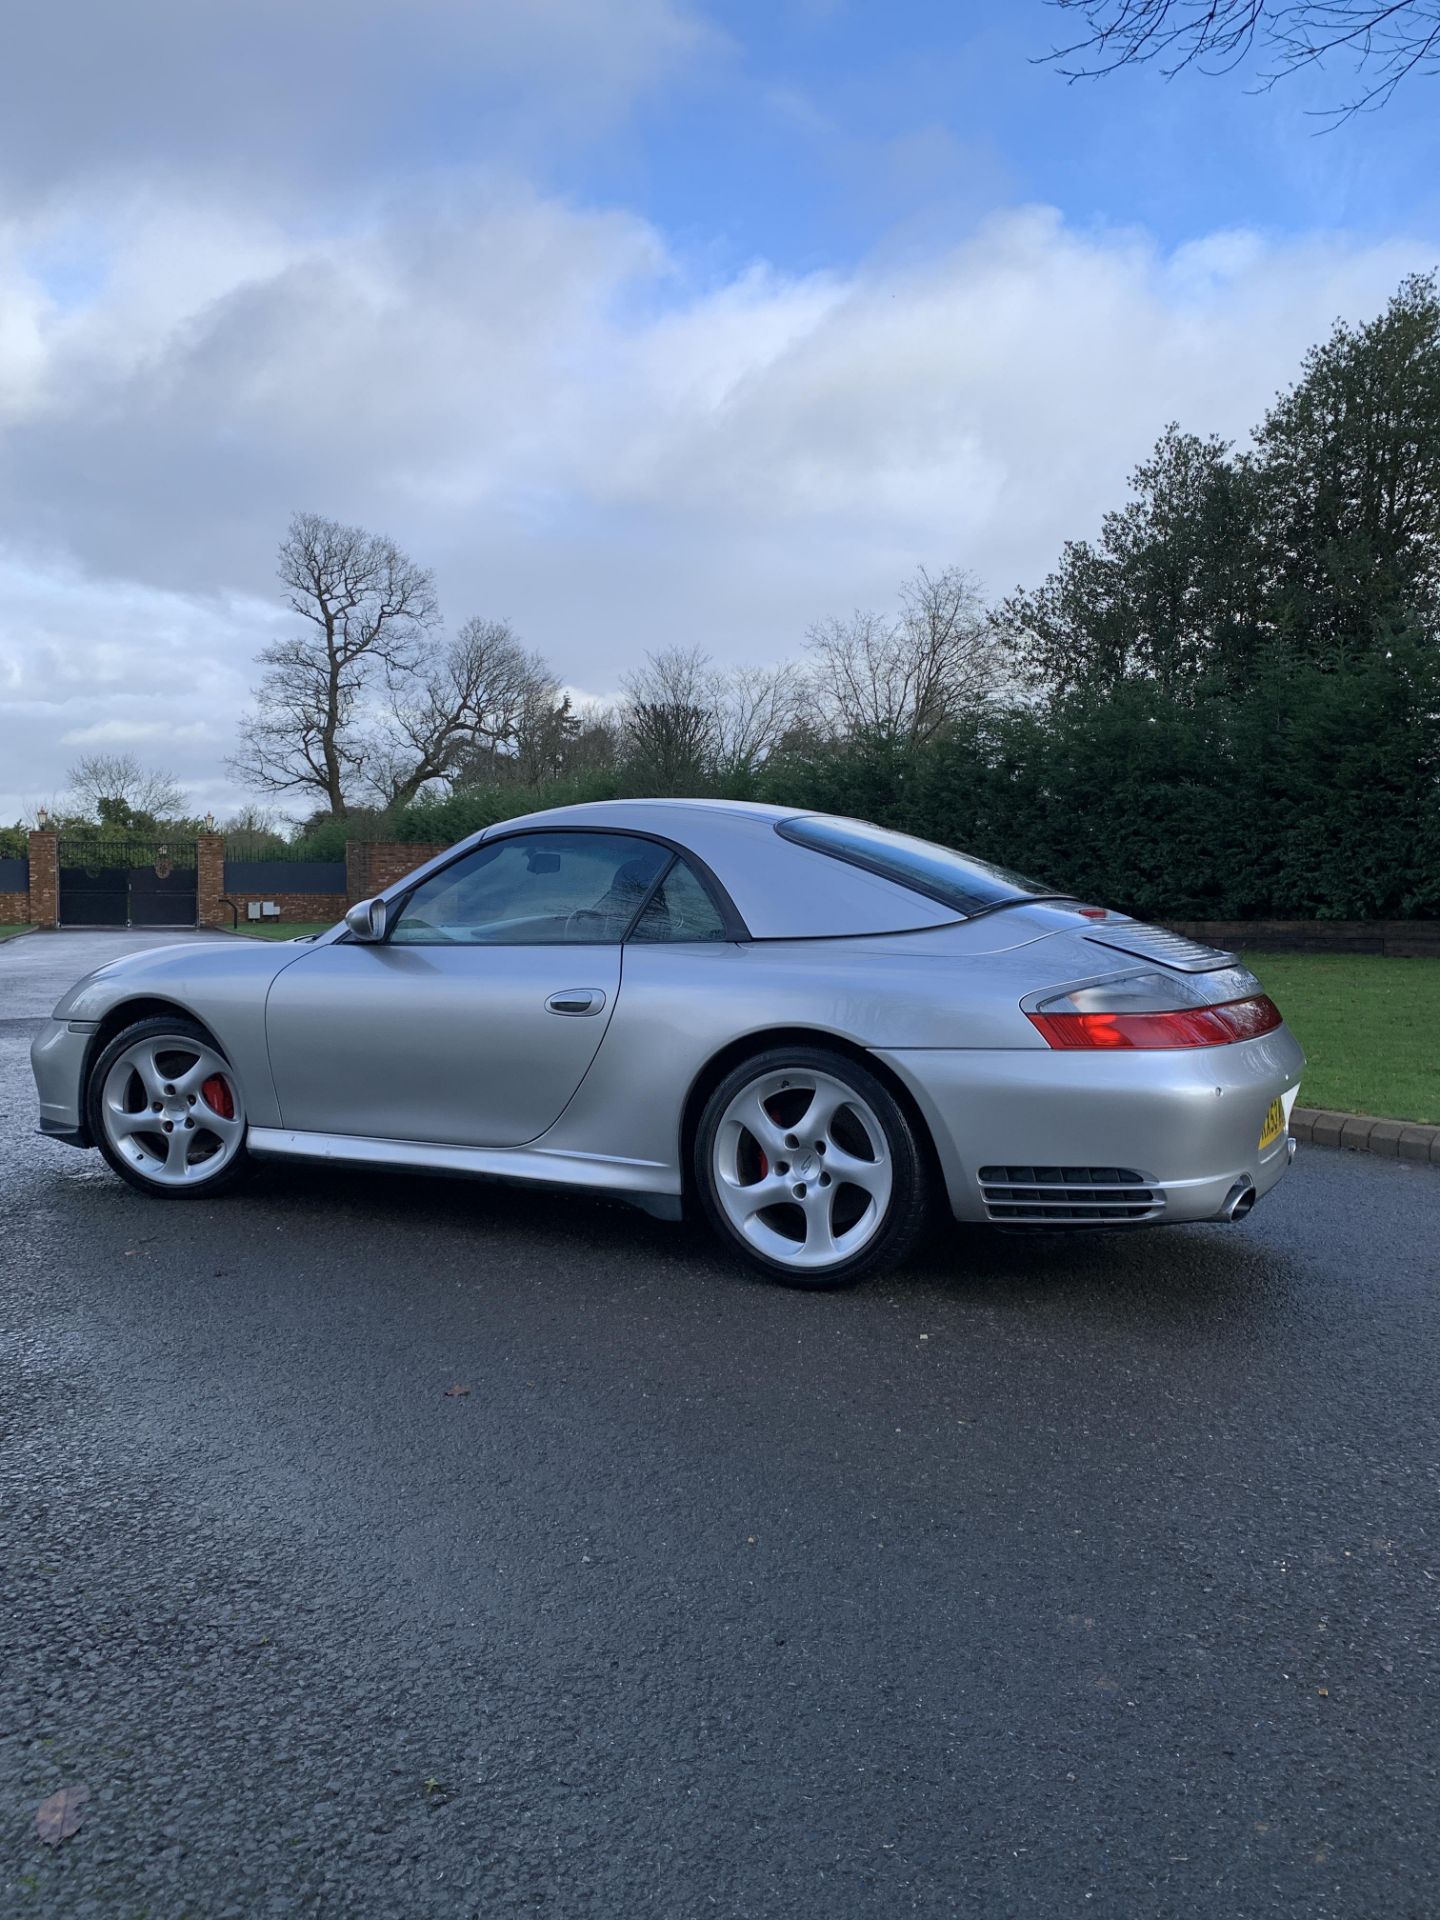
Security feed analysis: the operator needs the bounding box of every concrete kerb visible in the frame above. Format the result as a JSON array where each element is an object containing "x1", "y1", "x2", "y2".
[{"x1": 1291, "y1": 1106, "x2": 1440, "y2": 1166}]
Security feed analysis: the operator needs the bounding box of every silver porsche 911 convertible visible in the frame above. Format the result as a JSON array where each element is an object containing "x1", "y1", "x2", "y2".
[{"x1": 31, "y1": 799, "x2": 1304, "y2": 1287}]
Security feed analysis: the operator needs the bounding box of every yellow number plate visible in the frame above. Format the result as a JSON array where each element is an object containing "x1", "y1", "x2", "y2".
[{"x1": 1258, "y1": 1097, "x2": 1286, "y2": 1150}]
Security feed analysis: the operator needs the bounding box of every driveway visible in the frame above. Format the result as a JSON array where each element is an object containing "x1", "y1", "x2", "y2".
[{"x1": 2, "y1": 930, "x2": 1438, "y2": 1917}]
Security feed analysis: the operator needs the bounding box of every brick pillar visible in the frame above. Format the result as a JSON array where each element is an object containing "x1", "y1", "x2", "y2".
[
  {"x1": 28, "y1": 831, "x2": 58, "y2": 929},
  {"x1": 345, "y1": 840, "x2": 370, "y2": 907},
  {"x1": 196, "y1": 834, "x2": 226, "y2": 928}
]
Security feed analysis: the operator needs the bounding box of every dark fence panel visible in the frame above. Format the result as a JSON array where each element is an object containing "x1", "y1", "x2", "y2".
[
  {"x1": 0, "y1": 856, "x2": 28, "y2": 888},
  {"x1": 224, "y1": 860, "x2": 347, "y2": 893}
]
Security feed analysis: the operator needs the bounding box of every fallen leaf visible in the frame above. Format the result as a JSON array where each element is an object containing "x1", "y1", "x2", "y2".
[
  {"x1": 35, "y1": 1785, "x2": 88, "y2": 1847},
  {"x1": 443, "y1": 1384, "x2": 470, "y2": 1398}
]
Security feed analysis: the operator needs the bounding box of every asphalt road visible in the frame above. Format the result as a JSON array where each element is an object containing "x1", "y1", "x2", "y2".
[{"x1": 2, "y1": 931, "x2": 1437, "y2": 1919}]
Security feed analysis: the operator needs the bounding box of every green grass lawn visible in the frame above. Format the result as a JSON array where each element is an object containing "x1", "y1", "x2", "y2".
[
  {"x1": 232, "y1": 921, "x2": 335, "y2": 941},
  {"x1": 0, "y1": 923, "x2": 35, "y2": 942},
  {"x1": 1243, "y1": 952, "x2": 1440, "y2": 1125}
]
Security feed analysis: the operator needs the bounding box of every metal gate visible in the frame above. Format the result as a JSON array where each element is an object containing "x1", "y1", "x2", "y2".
[{"x1": 57, "y1": 836, "x2": 198, "y2": 928}]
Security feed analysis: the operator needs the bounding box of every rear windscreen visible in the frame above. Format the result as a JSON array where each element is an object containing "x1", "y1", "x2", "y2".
[{"x1": 775, "y1": 816, "x2": 1056, "y2": 917}]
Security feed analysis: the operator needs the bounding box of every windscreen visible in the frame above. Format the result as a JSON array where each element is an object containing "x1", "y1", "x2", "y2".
[{"x1": 775, "y1": 816, "x2": 1058, "y2": 918}]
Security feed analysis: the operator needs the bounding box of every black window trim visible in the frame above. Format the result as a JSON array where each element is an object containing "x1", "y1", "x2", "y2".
[
  {"x1": 773, "y1": 815, "x2": 1066, "y2": 923},
  {"x1": 378, "y1": 825, "x2": 749, "y2": 947}
]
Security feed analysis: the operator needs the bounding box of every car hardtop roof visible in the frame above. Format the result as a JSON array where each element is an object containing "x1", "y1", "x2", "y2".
[
  {"x1": 478, "y1": 796, "x2": 811, "y2": 839},
  {"x1": 387, "y1": 797, "x2": 1056, "y2": 939}
]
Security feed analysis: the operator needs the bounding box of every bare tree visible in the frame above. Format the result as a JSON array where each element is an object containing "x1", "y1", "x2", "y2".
[
  {"x1": 376, "y1": 618, "x2": 555, "y2": 807},
  {"x1": 619, "y1": 648, "x2": 806, "y2": 790},
  {"x1": 620, "y1": 646, "x2": 724, "y2": 792},
  {"x1": 231, "y1": 512, "x2": 439, "y2": 817},
  {"x1": 1045, "y1": 1, "x2": 1440, "y2": 117},
  {"x1": 67, "y1": 752, "x2": 187, "y2": 823},
  {"x1": 222, "y1": 803, "x2": 284, "y2": 837},
  {"x1": 806, "y1": 567, "x2": 1001, "y2": 747},
  {"x1": 714, "y1": 663, "x2": 807, "y2": 779}
]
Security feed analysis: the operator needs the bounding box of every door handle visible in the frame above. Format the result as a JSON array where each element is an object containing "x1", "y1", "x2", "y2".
[{"x1": 545, "y1": 988, "x2": 606, "y2": 1016}]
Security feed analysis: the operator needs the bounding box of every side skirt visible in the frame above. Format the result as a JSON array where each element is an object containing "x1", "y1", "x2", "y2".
[{"x1": 246, "y1": 1126, "x2": 684, "y2": 1220}]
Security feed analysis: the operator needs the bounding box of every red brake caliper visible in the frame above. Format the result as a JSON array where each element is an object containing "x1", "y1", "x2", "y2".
[
  {"x1": 755, "y1": 1097, "x2": 773, "y2": 1179},
  {"x1": 201, "y1": 1075, "x2": 235, "y2": 1120}
]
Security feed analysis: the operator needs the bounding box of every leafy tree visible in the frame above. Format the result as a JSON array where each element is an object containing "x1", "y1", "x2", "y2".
[
  {"x1": 994, "y1": 426, "x2": 1267, "y2": 696},
  {"x1": 1253, "y1": 271, "x2": 1440, "y2": 663}
]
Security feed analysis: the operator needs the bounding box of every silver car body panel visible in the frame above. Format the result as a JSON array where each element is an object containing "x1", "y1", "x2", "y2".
[
  {"x1": 30, "y1": 798, "x2": 1305, "y2": 1229},
  {"x1": 37, "y1": 937, "x2": 298, "y2": 1129},
  {"x1": 264, "y1": 941, "x2": 624, "y2": 1146},
  {"x1": 245, "y1": 1126, "x2": 677, "y2": 1210},
  {"x1": 876, "y1": 1025, "x2": 1305, "y2": 1223}
]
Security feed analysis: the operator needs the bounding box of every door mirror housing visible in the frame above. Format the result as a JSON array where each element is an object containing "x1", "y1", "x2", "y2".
[{"x1": 344, "y1": 897, "x2": 389, "y2": 942}]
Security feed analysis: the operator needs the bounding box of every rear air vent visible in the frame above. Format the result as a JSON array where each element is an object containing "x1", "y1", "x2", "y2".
[
  {"x1": 978, "y1": 1166, "x2": 1166, "y2": 1224},
  {"x1": 1084, "y1": 922, "x2": 1236, "y2": 972}
]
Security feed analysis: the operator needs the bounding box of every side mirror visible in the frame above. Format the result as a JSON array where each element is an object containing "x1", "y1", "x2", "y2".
[{"x1": 344, "y1": 897, "x2": 389, "y2": 942}]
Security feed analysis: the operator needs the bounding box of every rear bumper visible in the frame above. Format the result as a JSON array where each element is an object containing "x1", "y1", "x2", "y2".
[{"x1": 875, "y1": 1026, "x2": 1306, "y2": 1227}]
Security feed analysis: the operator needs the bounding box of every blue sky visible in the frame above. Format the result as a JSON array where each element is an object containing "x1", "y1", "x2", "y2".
[
  {"x1": 452, "y1": 1, "x2": 1440, "y2": 273},
  {"x1": 0, "y1": 0, "x2": 1436, "y2": 820}
]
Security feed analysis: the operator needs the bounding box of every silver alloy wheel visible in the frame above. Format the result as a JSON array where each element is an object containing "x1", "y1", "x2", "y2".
[
  {"x1": 98, "y1": 1032, "x2": 245, "y2": 1188},
  {"x1": 713, "y1": 1066, "x2": 894, "y2": 1272}
]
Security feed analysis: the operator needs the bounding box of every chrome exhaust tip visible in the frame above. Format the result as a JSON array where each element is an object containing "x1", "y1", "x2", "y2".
[{"x1": 1220, "y1": 1178, "x2": 1256, "y2": 1223}]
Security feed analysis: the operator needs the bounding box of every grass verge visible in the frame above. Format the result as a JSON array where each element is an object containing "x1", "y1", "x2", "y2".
[
  {"x1": 1243, "y1": 951, "x2": 1440, "y2": 1127},
  {"x1": 0, "y1": 923, "x2": 35, "y2": 942},
  {"x1": 231, "y1": 921, "x2": 336, "y2": 941}
]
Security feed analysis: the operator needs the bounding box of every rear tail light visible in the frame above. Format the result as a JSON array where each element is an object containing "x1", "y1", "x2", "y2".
[{"x1": 1025, "y1": 968, "x2": 1283, "y2": 1049}]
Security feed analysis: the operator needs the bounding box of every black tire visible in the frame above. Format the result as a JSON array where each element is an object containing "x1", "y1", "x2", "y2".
[
  {"x1": 693, "y1": 1045, "x2": 930, "y2": 1288},
  {"x1": 87, "y1": 1015, "x2": 252, "y2": 1199}
]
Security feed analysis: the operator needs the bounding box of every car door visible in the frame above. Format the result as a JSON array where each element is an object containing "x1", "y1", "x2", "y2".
[{"x1": 265, "y1": 830, "x2": 670, "y2": 1148}]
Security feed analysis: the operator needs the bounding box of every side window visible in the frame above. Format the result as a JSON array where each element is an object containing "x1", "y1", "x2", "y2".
[
  {"x1": 390, "y1": 833, "x2": 668, "y2": 946},
  {"x1": 627, "y1": 858, "x2": 728, "y2": 944}
]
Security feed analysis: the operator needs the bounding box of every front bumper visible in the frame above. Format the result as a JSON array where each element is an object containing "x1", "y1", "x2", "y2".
[
  {"x1": 876, "y1": 1026, "x2": 1306, "y2": 1227},
  {"x1": 30, "y1": 1019, "x2": 96, "y2": 1147}
]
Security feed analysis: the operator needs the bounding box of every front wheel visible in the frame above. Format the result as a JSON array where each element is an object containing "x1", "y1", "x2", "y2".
[
  {"x1": 693, "y1": 1047, "x2": 930, "y2": 1287},
  {"x1": 87, "y1": 1016, "x2": 251, "y2": 1198}
]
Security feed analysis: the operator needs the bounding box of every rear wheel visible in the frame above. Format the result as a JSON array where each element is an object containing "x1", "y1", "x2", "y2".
[
  {"x1": 87, "y1": 1016, "x2": 250, "y2": 1198},
  {"x1": 694, "y1": 1046, "x2": 929, "y2": 1288}
]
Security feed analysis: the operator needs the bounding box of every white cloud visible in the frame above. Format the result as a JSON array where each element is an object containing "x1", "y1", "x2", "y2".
[
  {"x1": 61, "y1": 719, "x2": 216, "y2": 746},
  {"x1": 0, "y1": 551, "x2": 281, "y2": 819},
  {"x1": 0, "y1": 0, "x2": 720, "y2": 211},
  {"x1": 0, "y1": 173, "x2": 1433, "y2": 820}
]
